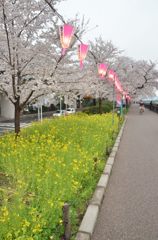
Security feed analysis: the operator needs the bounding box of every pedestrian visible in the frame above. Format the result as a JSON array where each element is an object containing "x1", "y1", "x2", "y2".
[{"x1": 139, "y1": 100, "x2": 144, "y2": 113}]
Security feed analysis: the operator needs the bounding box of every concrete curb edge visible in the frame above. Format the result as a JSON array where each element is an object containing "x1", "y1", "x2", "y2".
[{"x1": 76, "y1": 118, "x2": 127, "y2": 240}]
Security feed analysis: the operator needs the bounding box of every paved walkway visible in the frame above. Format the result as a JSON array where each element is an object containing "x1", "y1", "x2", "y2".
[{"x1": 92, "y1": 104, "x2": 158, "y2": 240}]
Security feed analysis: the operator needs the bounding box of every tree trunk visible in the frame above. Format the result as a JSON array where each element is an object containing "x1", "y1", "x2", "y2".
[
  {"x1": 14, "y1": 99, "x2": 21, "y2": 134},
  {"x1": 93, "y1": 98, "x2": 96, "y2": 106},
  {"x1": 98, "y1": 97, "x2": 102, "y2": 114}
]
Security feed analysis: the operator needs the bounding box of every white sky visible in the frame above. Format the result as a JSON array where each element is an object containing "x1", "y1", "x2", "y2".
[{"x1": 58, "y1": 0, "x2": 158, "y2": 62}]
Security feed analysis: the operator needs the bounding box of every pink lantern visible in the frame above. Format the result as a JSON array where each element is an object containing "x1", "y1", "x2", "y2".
[
  {"x1": 115, "y1": 79, "x2": 122, "y2": 92},
  {"x1": 114, "y1": 75, "x2": 123, "y2": 93},
  {"x1": 59, "y1": 24, "x2": 74, "y2": 55},
  {"x1": 116, "y1": 93, "x2": 122, "y2": 107},
  {"x1": 98, "y1": 63, "x2": 108, "y2": 79},
  {"x1": 108, "y1": 69, "x2": 115, "y2": 82},
  {"x1": 126, "y1": 95, "x2": 131, "y2": 102},
  {"x1": 123, "y1": 91, "x2": 127, "y2": 97},
  {"x1": 78, "y1": 44, "x2": 89, "y2": 69}
]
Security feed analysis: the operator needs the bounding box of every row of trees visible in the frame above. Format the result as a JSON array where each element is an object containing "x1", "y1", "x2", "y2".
[{"x1": 0, "y1": 0, "x2": 158, "y2": 133}]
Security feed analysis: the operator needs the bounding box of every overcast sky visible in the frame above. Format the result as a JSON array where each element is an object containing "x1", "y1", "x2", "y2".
[{"x1": 58, "y1": 0, "x2": 158, "y2": 62}]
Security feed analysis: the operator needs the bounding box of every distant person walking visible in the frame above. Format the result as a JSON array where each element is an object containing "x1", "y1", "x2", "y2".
[{"x1": 139, "y1": 100, "x2": 144, "y2": 113}]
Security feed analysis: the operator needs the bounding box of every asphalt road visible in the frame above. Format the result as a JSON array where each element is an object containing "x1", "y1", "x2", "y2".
[
  {"x1": 0, "y1": 111, "x2": 54, "y2": 135},
  {"x1": 0, "y1": 123, "x2": 31, "y2": 135},
  {"x1": 92, "y1": 104, "x2": 158, "y2": 240}
]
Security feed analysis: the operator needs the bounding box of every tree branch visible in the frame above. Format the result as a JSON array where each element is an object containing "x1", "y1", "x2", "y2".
[
  {"x1": 28, "y1": 93, "x2": 46, "y2": 104},
  {"x1": 0, "y1": 51, "x2": 9, "y2": 64},
  {"x1": 2, "y1": 1, "x2": 12, "y2": 66},
  {"x1": 20, "y1": 90, "x2": 35, "y2": 109},
  {"x1": 17, "y1": 7, "x2": 46, "y2": 38},
  {"x1": 21, "y1": 55, "x2": 36, "y2": 73},
  {"x1": 50, "y1": 54, "x2": 64, "y2": 77},
  {"x1": 0, "y1": 85, "x2": 15, "y2": 104},
  {"x1": 44, "y1": 0, "x2": 66, "y2": 23}
]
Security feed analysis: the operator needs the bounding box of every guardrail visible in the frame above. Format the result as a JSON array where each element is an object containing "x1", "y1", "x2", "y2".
[{"x1": 144, "y1": 103, "x2": 158, "y2": 113}]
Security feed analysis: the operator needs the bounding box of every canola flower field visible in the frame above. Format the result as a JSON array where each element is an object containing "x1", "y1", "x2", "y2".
[{"x1": 0, "y1": 113, "x2": 120, "y2": 240}]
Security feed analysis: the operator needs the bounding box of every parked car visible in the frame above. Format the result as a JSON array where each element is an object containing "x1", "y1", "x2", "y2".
[
  {"x1": 66, "y1": 108, "x2": 76, "y2": 114},
  {"x1": 53, "y1": 110, "x2": 66, "y2": 117},
  {"x1": 23, "y1": 106, "x2": 29, "y2": 114}
]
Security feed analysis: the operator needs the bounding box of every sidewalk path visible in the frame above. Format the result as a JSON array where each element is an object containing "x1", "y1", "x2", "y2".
[{"x1": 92, "y1": 104, "x2": 158, "y2": 240}]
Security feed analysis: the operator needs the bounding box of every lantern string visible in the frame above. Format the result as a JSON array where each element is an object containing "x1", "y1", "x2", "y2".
[
  {"x1": 44, "y1": 0, "x2": 129, "y2": 97},
  {"x1": 45, "y1": 0, "x2": 66, "y2": 24},
  {"x1": 44, "y1": 0, "x2": 99, "y2": 66}
]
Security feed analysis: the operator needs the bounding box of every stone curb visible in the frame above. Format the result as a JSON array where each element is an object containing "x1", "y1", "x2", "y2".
[
  {"x1": 78, "y1": 205, "x2": 99, "y2": 236},
  {"x1": 103, "y1": 164, "x2": 112, "y2": 175},
  {"x1": 97, "y1": 174, "x2": 109, "y2": 189},
  {"x1": 76, "y1": 118, "x2": 127, "y2": 240}
]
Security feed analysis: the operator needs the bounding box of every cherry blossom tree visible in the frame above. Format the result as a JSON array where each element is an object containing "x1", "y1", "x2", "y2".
[
  {"x1": 0, "y1": 0, "x2": 61, "y2": 133},
  {"x1": 114, "y1": 56, "x2": 158, "y2": 99},
  {"x1": 83, "y1": 37, "x2": 122, "y2": 113},
  {"x1": 0, "y1": 0, "x2": 88, "y2": 133},
  {"x1": 1, "y1": 0, "x2": 157, "y2": 137}
]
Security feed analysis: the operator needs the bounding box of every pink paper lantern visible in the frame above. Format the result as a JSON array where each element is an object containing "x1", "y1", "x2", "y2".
[
  {"x1": 116, "y1": 93, "x2": 122, "y2": 106},
  {"x1": 115, "y1": 79, "x2": 122, "y2": 92},
  {"x1": 123, "y1": 91, "x2": 127, "y2": 96},
  {"x1": 114, "y1": 74, "x2": 123, "y2": 93},
  {"x1": 108, "y1": 69, "x2": 115, "y2": 82},
  {"x1": 126, "y1": 95, "x2": 131, "y2": 102},
  {"x1": 59, "y1": 24, "x2": 74, "y2": 55},
  {"x1": 78, "y1": 44, "x2": 89, "y2": 69},
  {"x1": 98, "y1": 63, "x2": 108, "y2": 79}
]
